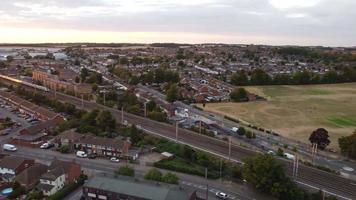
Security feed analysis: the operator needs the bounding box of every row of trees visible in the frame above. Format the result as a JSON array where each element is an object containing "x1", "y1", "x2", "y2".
[{"x1": 230, "y1": 67, "x2": 356, "y2": 86}]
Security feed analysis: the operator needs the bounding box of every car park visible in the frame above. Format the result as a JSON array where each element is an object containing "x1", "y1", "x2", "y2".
[
  {"x1": 110, "y1": 157, "x2": 120, "y2": 162},
  {"x1": 215, "y1": 192, "x2": 228, "y2": 199}
]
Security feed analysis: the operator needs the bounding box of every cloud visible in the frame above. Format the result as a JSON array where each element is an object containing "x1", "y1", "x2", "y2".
[{"x1": 0, "y1": 0, "x2": 355, "y2": 46}]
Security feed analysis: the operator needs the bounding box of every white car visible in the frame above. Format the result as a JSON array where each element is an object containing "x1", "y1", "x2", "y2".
[
  {"x1": 267, "y1": 150, "x2": 276, "y2": 155},
  {"x1": 216, "y1": 192, "x2": 228, "y2": 199},
  {"x1": 3, "y1": 144, "x2": 17, "y2": 152},
  {"x1": 76, "y1": 151, "x2": 88, "y2": 158},
  {"x1": 110, "y1": 157, "x2": 120, "y2": 162}
]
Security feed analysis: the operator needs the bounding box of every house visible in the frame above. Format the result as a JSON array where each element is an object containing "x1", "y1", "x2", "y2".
[
  {"x1": 57, "y1": 131, "x2": 132, "y2": 159},
  {"x1": 82, "y1": 175, "x2": 203, "y2": 200},
  {"x1": 38, "y1": 160, "x2": 81, "y2": 196},
  {"x1": 14, "y1": 163, "x2": 48, "y2": 191},
  {"x1": 38, "y1": 166, "x2": 66, "y2": 196},
  {"x1": 78, "y1": 135, "x2": 131, "y2": 158},
  {"x1": 0, "y1": 156, "x2": 35, "y2": 181}
]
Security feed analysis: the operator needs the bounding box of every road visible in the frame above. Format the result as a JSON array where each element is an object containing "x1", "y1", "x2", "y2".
[
  {"x1": 6, "y1": 146, "x2": 259, "y2": 200},
  {"x1": 1, "y1": 78, "x2": 356, "y2": 199}
]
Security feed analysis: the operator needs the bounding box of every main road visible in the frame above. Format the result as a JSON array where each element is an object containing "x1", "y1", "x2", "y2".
[{"x1": 1, "y1": 79, "x2": 356, "y2": 199}]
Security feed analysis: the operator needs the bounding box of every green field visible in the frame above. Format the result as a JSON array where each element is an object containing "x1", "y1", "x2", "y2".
[{"x1": 197, "y1": 83, "x2": 356, "y2": 150}]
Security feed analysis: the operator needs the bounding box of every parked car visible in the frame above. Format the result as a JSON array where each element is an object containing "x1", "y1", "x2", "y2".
[
  {"x1": 267, "y1": 150, "x2": 276, "y2": 156},
  {"x1": 3, "y1": 144, "x2": 17, "y2": 152},
  {"x1": 215, "y1": 192, "x2": 228, "y2": 199},
  {"x1": 110, "y1": 157, "x2": 120, "y2": 163},
  {"x1": 284, "y1": 153, "x2": 295, "y2": 160},
  {"x1": 76, "y1": 151, "x2": 88, "y2": 158},
  {"x1": 40, "y1": 142, "x2": 54, "y2": 149},
  {"x1": 88, "y1": 153, "x2": 97, "y2": 159}
]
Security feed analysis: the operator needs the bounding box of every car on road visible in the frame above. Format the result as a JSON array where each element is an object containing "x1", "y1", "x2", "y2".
[
  {"x1": 110, "y1": 157, "x2": 120, "y2": 162},
  {"x1": 267, "y1": 150, "x2": 276, "y2": 156},
  {"x1": 0, "y1": 128, "x2": 12, "y2": 136},
  {"x1": 231, "y1": 127, "x2": 239, "y2": 133},
  {"x1": 284, "y1": 153, "x2": 295, "y2": 160},
  {"x1": 76, "y1": 151, "x2": 88, "y2": 158},
  {"x1": 3, "y1": 144, "x2": 17, "y2": 152},
  {"x1": 40, "y1": 142, "x2": 54, "y2": 149},
  {"x1": 215, "y1": 192, "x2": 228, "y2": 199},
  {"x1": 88, "y1": 153, "x2": 97, "y2": 159}
]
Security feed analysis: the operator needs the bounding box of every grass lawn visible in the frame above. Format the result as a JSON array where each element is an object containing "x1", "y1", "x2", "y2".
[{"x1": 196, "y1": 83, "x2": 356, "y2": 150}]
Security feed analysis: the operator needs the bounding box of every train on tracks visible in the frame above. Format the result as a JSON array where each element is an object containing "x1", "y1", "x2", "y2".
[{"x1": 0, "y1": 74, "x2": 50, "y2": 92}]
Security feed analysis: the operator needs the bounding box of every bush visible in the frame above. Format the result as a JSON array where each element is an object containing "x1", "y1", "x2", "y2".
[
  {"x1": 277, "y1": 148, "x2": 284, "y2": 157},
  {"x1": 144, "y1": 168, "x2": 162, "y2": 182},
  {"x1": 162, "y1": 172, "x2": 179, "y2": 184},
  {"x1": 115, "y1": 165, "x2": 135, "y2": 177},
  {"x1": 59, "y1": 145, "x2": 70, "y2": 154}
]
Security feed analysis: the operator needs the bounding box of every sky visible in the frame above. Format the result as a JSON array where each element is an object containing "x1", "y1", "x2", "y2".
[{"x1": 0, "y1": 0, "x2": 355, "y2": 46}]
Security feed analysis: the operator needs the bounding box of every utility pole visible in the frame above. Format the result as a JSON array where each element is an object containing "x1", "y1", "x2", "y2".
[
  {"x1": 175, "y1": 122, "x2": 178, "y2": 142},
  {"x1": 293, "y1": 154, "x2": 299, "y2": 179},
  {"x1": 144, "y1": 102, "x2": 147, "y2": 117},
  {"x1": 311, "y1": 143, "x2": 318, "y2": 164},
  {"x1": 199, "y1": 120, "x2": 202, "y2": 134},
  {"x1": 54, "y1": 87, "x2": 57, "y2": 99},
  {"x1": 205, "y1": 168, "x2": 209, "y2": 200},
  {"x1": 228, "y1": 136, "x2": 231, "y2": 161},
  {"x1": 219, "y1": 158, "x2": 223, "y2": 182},
  {"x1": 81, "y1": 94, "x2": 84, "y2": 108},
  {"x1": 121, "y1": 107, "x2": 124, "y2": 124}
]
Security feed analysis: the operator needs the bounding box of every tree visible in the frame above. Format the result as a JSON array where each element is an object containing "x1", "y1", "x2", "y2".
[
  {"x1": 80, "y1": 68, "x2": 89, "y2": 81},
  {"x1": 237, "y1": 127, "x2": 246, "y2": 136},
  {"x1": 6, "y1": 55, "x2": 14, "y2": 62},
  {"x1": 230, "y1": 71, "x2": 249, "y2": 86},
  {"x1": 115, "y1": 165, "x2": 135, "y2": 177},
  {"x1": 162, "y1": 172, "x2": 179, "y2": 184},
  {"x1": 230, "y1": 88, "x2": 248, "y2": 102},
  {"x1": 96, "y1": 110, "x2": 116, "y2": 132},
  {"x1": 146, "y1": 100, "x2": 157, "y2": 112},
  {"x1": 166, "y1": 84, "x2": 179, "y2": 102},
  {"x1": 277, "y1": 148, "x2": 284, "y2": 157},
  {"x1": 292, "y1": 71, "x2": 311, "y2": 85},
  {"x1": 144, "y1": 168, "x2": 162, "y2": 181},
  {"x1": 338, "y1": 131, "x2": 356, "y2": 159},
  {"x1": 309, "y1": 128, "x2": 330, "y2": 149},
  {"x1": 250, "y1": 69, "x2": 272, "y2": 85},
  {"x1": 74, "y1": 76, "x2": 80, "y2": 83},
  {"x1": 243, "y1": 154, "x2": 304, "y2": 200}
]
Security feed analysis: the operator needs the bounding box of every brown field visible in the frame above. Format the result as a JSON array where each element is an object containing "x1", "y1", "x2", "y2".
[{"x1": 197, "y1": 83, "x2": 356, "y2": 149}]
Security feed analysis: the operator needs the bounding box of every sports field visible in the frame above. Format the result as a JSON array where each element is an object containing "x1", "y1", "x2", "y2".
[{"x1": 197, "y1": 83, "x2": 356, "y2": 149}]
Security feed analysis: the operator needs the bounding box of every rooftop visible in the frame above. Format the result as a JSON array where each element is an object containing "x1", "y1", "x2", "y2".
[{"x1": 84, "y1": 175, "x2": 195, "y2": 200}]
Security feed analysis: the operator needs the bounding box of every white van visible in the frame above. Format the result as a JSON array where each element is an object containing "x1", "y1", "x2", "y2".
[
  {"x1": 3, "y1": 144, "x2": 17, "y2": 152},
  {"x1": 284, "y1": 153, "x2": 295, "y2": 160},
  {"x1": 76, "y1": 151, "x2": 87, "y2": 158}
]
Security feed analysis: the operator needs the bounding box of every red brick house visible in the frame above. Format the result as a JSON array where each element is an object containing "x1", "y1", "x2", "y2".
[{"x1": 0, "y1": 156, "x2": 35, "y2": 181}]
